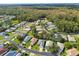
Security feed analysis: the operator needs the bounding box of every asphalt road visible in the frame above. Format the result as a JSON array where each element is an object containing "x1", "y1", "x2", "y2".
[{"x1": 5, "y1": 39, "x2": 57, "y2": 56}]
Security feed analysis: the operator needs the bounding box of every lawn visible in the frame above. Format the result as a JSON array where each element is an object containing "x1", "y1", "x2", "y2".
[
  {"x1": 32, "y1": 44, "x2": 39, "y2": 51},
  {"x1": 60, "y1": 49, "x2": 67, "y2": 56},
  {"x1": 11, "y1": 20, "x2": 19, "y2": 26},
  {"x1": 24, "y1": 41, "x2": 31, "y2": 48},
  {"x1": 13, "y1": 38, "x2": 20, "y2": 44},
  {"x1": 0, "y1": 36, "x2": 4, "y2": 40},
  {"x1": 28, "y1": 31, "x2": 34, "y2": 37}
]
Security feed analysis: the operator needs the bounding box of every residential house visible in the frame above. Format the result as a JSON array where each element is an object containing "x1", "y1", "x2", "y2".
[
  {"x1": 47, "y1": 22, "x2": 57, "y2": 30},
  {"x1": 16, "y1": 53, "x2": 21, "y2": 56},
  {"x1": 57, "y1": 42, "x2": 64, "y2": 55},
  {"x1": 36, "y1": 26, "x2": 42, "y2": 32},
  {"x1": 22, "y1": 36, "x2": 31, "y2": 44},
  {"x1": 30, "y1": 38, "x2": 37, "y2": 46},
  {"x1": 67, "y1": 35, "x2": 76, "y2": 41},
  {"x1": 4, "y1": 51, "x2": 19, "y2": 56},
  {"x1": 0, "y1": 32, "x2": 5, "y2": 36},
  {"x1": 0, "y1": 48, "x2": 8, "y2": 55},
  {"x1": 0, "y1": 44, "x2": 4, "y2": 48},
  {"x1": 23, "y1": 26, "x2": 31, "y2": 31},
  {"x1": 37, "y1": 39, "x2": 45, "y2": 48},
  {"x1": 45, "y1": 40, "x2": 53, "y2": 50},
  {"x1": 66, "y1": 48, "x2": 79, "y2": 56},
  {"x1": 60, "y1": 34, "x2": 68, "y2": 41}
]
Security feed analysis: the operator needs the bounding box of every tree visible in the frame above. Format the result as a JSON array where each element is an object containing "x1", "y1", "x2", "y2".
[
  {"x1": 48, "y1": 43, "x2": 59, "y2": 53},
  {"x1": 17, "y1": 33, "x2": 27, "y2": 43},
  {"x1": 64, "y1": 42, "x2": 73, "y2": 50},
  {"x1": 30, "y1": 25, "x2": 37, "y2": 37}
]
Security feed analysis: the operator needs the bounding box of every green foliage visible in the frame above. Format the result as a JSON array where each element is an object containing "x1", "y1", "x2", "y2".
[
  {"x1": 48, "y1": 43, "x2": 59, "y2": 53},
  {"x1": 64, "y1": 42, "x2": 76, "y2": 50}
]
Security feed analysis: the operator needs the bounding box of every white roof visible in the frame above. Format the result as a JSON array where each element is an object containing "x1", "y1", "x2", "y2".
[
  {"x1": 67, "y1": 35, "x2": 76, "y2": 41},
  {"x1": 45, "y1": 40, "x2": 53, "y2": 47}
]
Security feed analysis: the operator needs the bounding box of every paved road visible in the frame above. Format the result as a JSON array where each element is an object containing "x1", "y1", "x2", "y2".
[{"x1": 5, "y1": 39, "x2": 57, "y2": 56}]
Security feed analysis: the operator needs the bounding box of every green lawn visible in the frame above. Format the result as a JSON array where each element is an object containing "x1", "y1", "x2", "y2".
[
  {"x1": 25, "y1": 41, "x2": 31, "y2": 48},
  {"x1": 28, "y1": 31, "x2": 34, "y2": 37},
  {"x1": 11, "y1": 20, "x2": 19, "y2": 26},
  {"x1": 32, "y1": 44, "x2": 39, "y2": 51},
  {"x1": 13, "y1": 38, "x2": 20, "y2": 44},
  {"x1": 0, "y1": 36, "x2": 4, "y2": 40}
]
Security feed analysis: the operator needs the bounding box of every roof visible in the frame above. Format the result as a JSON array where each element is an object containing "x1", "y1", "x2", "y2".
[
  {"x1": 57, "y1": 42, "x2": 64, "y2": 49},
  {"x1": 45, "y1": 40, "x2": 53, "y2": 47},
  {"x1": 67, "y1": 35, "x2": 76, "y2": 41},
  {"x1": 36, "y1": 26, "x2": 42, "y2": 31},
  {"x1": 31, "y1": 38, "x2": 37, "y2": 46},
  {"x1": 23, "y1": 27, "x2": 30, "y2": 31},
  {"x1": 0, "y1": 48, "x2": 8, "y2": 55},
  {"x1": 47, "y1": 22, "x2": 57, "y2": 30},
  {"x1": 0, "y1": 32, "x2": 5, "y2": 36},
  {"x1": 4, "y1": 51, "x2": 18, "y2": 56},
  {"x1": 66, "y1": 48, "x2": 79, "y2": 56},
  {"x1": 0, "y1": 44, "x2": 4, "y2": 48},
  {"x1": 60, "y1": 34, "x2": 68, "y2": 41},
  {"x1": 16, "y1": 53, "x2": 21, "y2": 56},
  {"x1": 22, "y1": 36, "x2": 31, "y2": 44},
  {"x1": 37, "y1": 39, "x2": 45, "y2": 48},
  {"x1": 57, "y1": 42, "x2": 64, "y2": 54}
]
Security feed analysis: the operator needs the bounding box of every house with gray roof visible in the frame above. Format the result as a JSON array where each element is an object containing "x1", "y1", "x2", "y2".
[
  {"x1": 37, "y1": 39, "x2": 45, "y2": 48},
  {"x1": 57, "y1": 42, "x2": 64, "y2": 55},
  {"x1": 45, "y1": 40, "x2": 53, "y2": 50},
  {"x1": 22, "y1": 36, "x2": 31, "y2": 44},
  {"x1": 46, "y1": 22, "x2": 57, "y2": 30},
  {"x1": 4, "y1": 51, "x2": 20, "y2": 56}
]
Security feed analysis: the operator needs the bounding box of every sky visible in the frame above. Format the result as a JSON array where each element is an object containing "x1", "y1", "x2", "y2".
[{"x1": 0, "y1": 0, "x2": 79, "y2": 4}]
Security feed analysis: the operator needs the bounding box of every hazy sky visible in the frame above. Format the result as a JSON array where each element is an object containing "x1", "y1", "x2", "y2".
[{"x1": 0, "y1": 0, "x2": 79, "y2": 4}]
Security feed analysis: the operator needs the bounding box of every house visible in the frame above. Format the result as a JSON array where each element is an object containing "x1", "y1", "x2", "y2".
[
  {"x1": 10, "y1": 27, "x2": 16, "y2": 30},
  {"x1": 57, "y1": 42, "x2": 64, "y2": 55},
  {"x1": 0, "y1": 32, "x2": 5, "y2": 36},
  {"x1": 37, "y1": 39, "x2": 45, "y2": 48},
  {"x1": 20, "y1": 33, "x2": 27, "y2": 39},
  {"x1": 4, "y1": 51, "x2": 19, "y2": 56},
  {"x1": 5, "y1": 29, "x2": 12, "y2": 32},
  {"x1": 0, "y1": 44, "x2": 4, "y2": 48},
  {"x1": 47, "y1": 22, "x2": 57, "y2": 30},
  {"x1": 23, "y1": 26, "x2": 31, "y2": 31},
  {"x1": 60, "y1": 34, "x2": 68, "y2": 41},
  {"x1": 36, "y1": 26, "x2": 42, "y2": 32},
  {"x1": 67, "y1": 35, "x2": 76, "y2": 41},
  {"x1": 4, "y1": 36, "x2": 9, "y2": 40},
  {"x1": 22, "y1": 36, "x2": 31, "y2": 44},
  {"x1": 16, "y1": 53, "x2": 21, "y2": 56},
  {"x1": 0, "y1": 48, "x2": 8, "y2": 55},
  {"x1": 45, "y1": 40, "x2": 53, "y2": 50},
  {"x1": 66, "y1": 48, "x2": 79, "y2": 56},
  {"x1": 30, "y1": 38, "x2": 37, "y2": 46}
]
